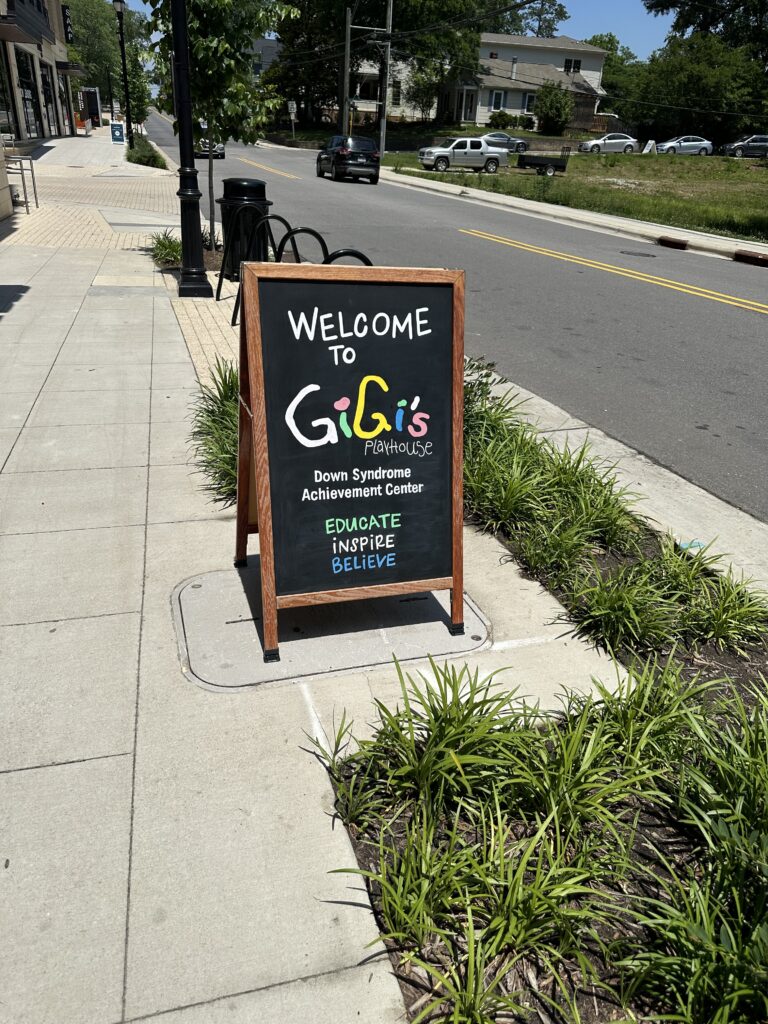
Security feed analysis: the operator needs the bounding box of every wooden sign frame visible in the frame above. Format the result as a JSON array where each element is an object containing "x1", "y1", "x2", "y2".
[{"x1": 235, "y1": 263, "x2": 465, "y2": 662}]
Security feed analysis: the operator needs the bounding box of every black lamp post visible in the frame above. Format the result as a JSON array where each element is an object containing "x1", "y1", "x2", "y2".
[
  {"x1": 111, "y1": 0, "x2": 134, "y2": 149},
  {"x1": 169, "y1": 0, "x2": 212, "y2": 297}
]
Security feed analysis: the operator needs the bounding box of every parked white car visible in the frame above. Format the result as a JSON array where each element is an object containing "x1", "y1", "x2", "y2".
[
  {"x1": 656, "y1": 135, "x2": 713, "y2": 156},
  {"x1": 578, "y1": 133, "x2": 638, "y2": 154},
  {"x1": 418, "y1": 137, "x2": 509, "y2": 173}
]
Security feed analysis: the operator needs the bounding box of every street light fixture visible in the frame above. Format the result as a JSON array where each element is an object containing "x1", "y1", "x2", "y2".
[
  {"x1": 169, "y1": 0, "x2": 212, "y2": 297},
  {"x1": 112, "y1": 0, "x2": 134, "y2": 150}
]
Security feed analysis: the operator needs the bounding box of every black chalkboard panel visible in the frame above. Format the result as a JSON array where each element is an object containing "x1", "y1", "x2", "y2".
[
  {"x1": 236, "y1": 263, "x2": 465, "y2": 661},
  {"x1": 259, "y1": 278, "x2": 454, "y2": 596}
]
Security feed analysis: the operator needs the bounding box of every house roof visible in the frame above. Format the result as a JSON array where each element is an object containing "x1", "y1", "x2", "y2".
[
  {"x1": 477, "y1": 59, "x2": 601, "y2": 96},
  {"x1": 480, "y1": 33, "x2": 607, "y2": 54}
]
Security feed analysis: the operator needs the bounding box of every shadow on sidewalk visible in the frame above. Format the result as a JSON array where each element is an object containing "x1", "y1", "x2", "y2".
[{"x1": 0, "y1": 284, "x2": 31, "y2": 319}]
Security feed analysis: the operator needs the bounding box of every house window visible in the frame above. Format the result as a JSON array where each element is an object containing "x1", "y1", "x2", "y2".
[
  {"x1": 490, "y1": 90, "x2": 504, "y2": 111},
  {"x1": 564, "y1": 58, "x2": 582, "y2": 73},
  {"x1": 523, "y1": 92, "x2": 536, "y2": 113},
  {"x1": 391, "y1": 79, "x2": 401, "y2": 106}
]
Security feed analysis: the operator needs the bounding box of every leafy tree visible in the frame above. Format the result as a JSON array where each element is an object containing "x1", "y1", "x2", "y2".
[
  {"x1": 585, "y1": 33, "x2": 643, "y2": 124},
  {"x1": 267, "y1": 0, "x2": 558, "y2": 128},
  {"x1": 149, "y1": 0, "x2": 297, "y2": 244},
  {"x1": 67, "y1": 0, "x2": 148, "y2": 101},
  {"x1": 625, "y1": 34, "x2": 764, "y2": 142},
  {"x1": 523, "y1": 1, "x2": 569, "y2": 37},
  {"x1": 403, "y1": 67, "x2": 442, "y2": 121},
  {"x1": 534, "y1": 80, "x2": 574, "y2": 133},
  {"x1": 642, "y1": 0, "x2": 768, "y2": 64},
  {"x1": 126, "y1": 44, "x2": 151, "y2": 127}
]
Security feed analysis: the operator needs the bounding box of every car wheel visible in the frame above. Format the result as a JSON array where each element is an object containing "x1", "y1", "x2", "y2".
[
  {"x1": 484, "y1": 158, "x2": 499, "y2": 174},
  {"x1": 667, "y1": 146, "x2": 676, "y2": 155},
  {"x1": 544, "y1": 164, "x2": 556, "y2": 177},
  {"x1": 698, "y1": 148, "x2": 708, "y2": 156},
  {"x1": 516, "y1": 142, "x2": 527, "y2": 153},
  {"x1": 434, "y1": 156, "x2": 449, "y2": 172},
  {"x1": 734, "y1": 147, "x2": 744, "y2": 158},
  {"x1": 316, "y1": 161, "x2": 324, "y2": 177},
  {"x1": 369, "y1": 174, "x2": 379, "y2": 185},
  {"x1": 330, "y1": 162, "x2": 342, "y2": 181},
  {"x1": 623, "y1": 144, "x2": 634, "y2": 153},
  {"x1": 590, "y1": 144, "x2": 600, "y2": 153}
]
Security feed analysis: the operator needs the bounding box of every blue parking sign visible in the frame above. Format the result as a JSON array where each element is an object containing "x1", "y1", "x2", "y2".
[{"x1": 111, "y1": 122, "x2": 125, "y2": 144}]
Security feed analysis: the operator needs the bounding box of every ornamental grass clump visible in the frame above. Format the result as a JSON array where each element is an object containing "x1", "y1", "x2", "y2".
[
  {"x1": 322, "y1": 658, "x2": 768, "y2": 1024},
  {"x1": 189, "y1": 357, "x2": 239, "y2": 505},
  {"x1": 464, "y1": 358, "x2": 768, "y2": 658}
]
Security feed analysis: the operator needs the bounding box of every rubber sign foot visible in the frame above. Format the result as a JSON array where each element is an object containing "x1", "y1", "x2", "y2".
[
  {"x1": 263, "y1": 649, "x2": 280, "y2": 663},
  {"x1": 448, "y1": 622, "x2": 465, "y2": 636}
]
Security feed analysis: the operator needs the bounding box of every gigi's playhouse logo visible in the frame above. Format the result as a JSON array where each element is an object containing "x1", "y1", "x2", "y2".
[{"x1": 282, "y1": 303, "x2": 434, "y2": 450}]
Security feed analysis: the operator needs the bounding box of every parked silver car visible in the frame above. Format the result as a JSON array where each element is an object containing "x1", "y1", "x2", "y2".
[
  {"x1": 418, "y1": 137, "x2": 509, "y2": 173},
  {"x1": 656, "y1": 135, "x2": 713, "y2": 156},
  {"x1": 480, "y1": 131, "x2": 528, "y2": 153},
  {"x1": 578, "y1": 133, "x2": 638, "y2": 154}
]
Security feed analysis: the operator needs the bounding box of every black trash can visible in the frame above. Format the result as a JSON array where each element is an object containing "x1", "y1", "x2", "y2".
[{"x1": 216, "y1": 178, "x2": 273, "y2": 281}]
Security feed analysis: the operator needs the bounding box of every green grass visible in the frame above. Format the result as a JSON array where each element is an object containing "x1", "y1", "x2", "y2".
[
  {"x1": 386, "y1": 153, "x2": 768, "y2": 243},
  {"x1": 126, "y1": 133, "x2": 167, "y2": 169},
  {"x1": 320, "y1": 658, "x2": 768, "y2": 1023}
]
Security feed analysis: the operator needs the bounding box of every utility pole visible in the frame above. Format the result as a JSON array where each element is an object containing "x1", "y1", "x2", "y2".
[
  {"x1": 341, "y1": 7, "x2": 351, "y2": 135},
  {"x1": 378, "y1": 0, "x2": 393, "y2": 158}
]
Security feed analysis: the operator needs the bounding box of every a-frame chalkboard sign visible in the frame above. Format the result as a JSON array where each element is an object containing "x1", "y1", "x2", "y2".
[{"x1": 235, "y1": 263, "x2": 464, "y2": 662}]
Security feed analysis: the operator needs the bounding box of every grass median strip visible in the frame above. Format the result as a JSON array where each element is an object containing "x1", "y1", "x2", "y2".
[{"x1": 386, "y1": 153, "x2": 768, "y2": 244}]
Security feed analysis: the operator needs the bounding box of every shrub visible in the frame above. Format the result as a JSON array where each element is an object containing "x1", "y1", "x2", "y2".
[
  {"x1": 189, "y1": 358, "x2": 239, "y2": 505},
  {"x1": 535, "y1": 82, "x2": 575, "y2": 135},
  {"x1": 126, "y1": 134, "x2": 167, "y2": 169},
  {"x1": 487, "y1": 110, "x2": 512, "y2": 129},
  {"x1": 520, "y1": 114, "x2": 536, "y2": 131},
  {"x1": 149, "y1": 228, "x2": 181, "y2": 267}
]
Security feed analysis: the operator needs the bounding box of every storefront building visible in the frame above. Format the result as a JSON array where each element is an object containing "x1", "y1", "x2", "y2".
[{"x1": 0, "y1": 0, "x2": 76, "y2": 141}]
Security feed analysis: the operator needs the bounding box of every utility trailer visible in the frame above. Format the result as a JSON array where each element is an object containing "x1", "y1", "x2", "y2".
[{"x1": 516, "y1": 146, "x2": 571, "y2": 176}]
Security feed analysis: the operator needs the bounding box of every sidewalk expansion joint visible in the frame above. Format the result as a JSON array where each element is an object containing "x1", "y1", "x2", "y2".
[
  {"x1": 1, "y1": 609, "x2": 142, "y2": 629},
  {"x1": 120, "y1": 961, "x2": 391, "y2": 1023},
  {"x1": 0, "y1": 751, "x2": 132, "y2": 777}
]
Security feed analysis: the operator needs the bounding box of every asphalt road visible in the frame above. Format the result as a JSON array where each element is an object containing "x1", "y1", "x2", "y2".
[{"x1": 147, "y1": 114, "x2": 768, "y2": 523}]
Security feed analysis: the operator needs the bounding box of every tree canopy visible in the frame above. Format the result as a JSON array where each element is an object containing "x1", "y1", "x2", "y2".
[
  {"x1": 642, "y1": 0, "x2": 768, "y2": 64},
  {"x1": 267, "y1": 0, "x2": 571, "y2": 126},
  {"x1": 66, "y1": 0, "x2": 148, "y2": 99},
  {"x1": 148, "y1": 0, "x2": 296, "y2": 239}
]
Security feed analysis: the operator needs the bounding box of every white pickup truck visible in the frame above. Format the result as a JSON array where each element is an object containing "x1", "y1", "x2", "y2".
[{"x1": 418, "y1": 137, "x2": 509, "y2": 173}]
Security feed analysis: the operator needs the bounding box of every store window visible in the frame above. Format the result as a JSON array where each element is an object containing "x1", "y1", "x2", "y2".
[
  {"x1": 1, "y1": 45, "x2": 19, "y2": 137},
  {"x1": 40, "y1": 62, "x2": 59, "y2": 136},
  {"x1": 14, "y1": 47, "x2": 44, "y2": 138}
]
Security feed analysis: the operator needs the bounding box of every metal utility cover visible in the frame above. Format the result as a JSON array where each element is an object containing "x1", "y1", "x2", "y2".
[{"x1": 173, "y1": 564, "x2": 489, "y2": 691}]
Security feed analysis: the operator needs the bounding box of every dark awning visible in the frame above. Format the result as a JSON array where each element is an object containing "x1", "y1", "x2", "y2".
[
  {"x1": 0, "y1": 16, "x2": 37, "y2": 43},
  {"x1": 55, "y1": 60, "x2": 86, "y2": 77}
]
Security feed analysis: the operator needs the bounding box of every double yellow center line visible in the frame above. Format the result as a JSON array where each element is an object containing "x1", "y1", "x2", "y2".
[
  {"x1": 238, "y1": 156, "x2": 300, "y2": 180},
  {"x1": 460, "y1": 228, "x2": 768, "y2": 316}
]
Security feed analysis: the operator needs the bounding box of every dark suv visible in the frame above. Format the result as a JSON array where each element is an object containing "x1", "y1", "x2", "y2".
[
  {"x1": 722, "y1": 134, "x2": 768, "y2": 158},
  {"x1": 316, "y1": 136, "x2": 380, "y2": 184}
]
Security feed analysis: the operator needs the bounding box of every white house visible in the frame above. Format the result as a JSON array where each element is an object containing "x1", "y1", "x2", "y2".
[{"x1": 451, "y1": 34, "x2": 607, "y2": 128}]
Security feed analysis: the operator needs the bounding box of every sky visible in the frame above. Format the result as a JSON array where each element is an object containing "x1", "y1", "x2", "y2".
[
  {"x1": 126, "y1": 0, "x2": 675, "y2": 61},
  {"x1": 565, "y1": 0, "x2": 674, "y2": 58}
]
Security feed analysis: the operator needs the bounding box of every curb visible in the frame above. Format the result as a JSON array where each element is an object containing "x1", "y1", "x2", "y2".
[{"x1": 379, "y1": 169, "x2": 768, "y2": 267}]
